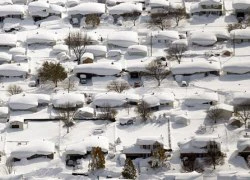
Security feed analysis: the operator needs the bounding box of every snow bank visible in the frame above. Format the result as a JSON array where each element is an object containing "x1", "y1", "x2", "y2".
[
  {"x1": 232, "y1": 92, "x2": 250, "y2": 105},
  {"x1": 230, "y1": 29, "x2": 250, "y2": 40}
]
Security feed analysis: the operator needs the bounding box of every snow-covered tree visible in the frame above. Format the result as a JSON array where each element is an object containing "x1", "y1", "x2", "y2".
[
  {"x1": 151, "y1": 146, "x2": 167, "y2": 168},
  {"x1": 107, "y1": 79, "x2": 130, "y2": 93}
]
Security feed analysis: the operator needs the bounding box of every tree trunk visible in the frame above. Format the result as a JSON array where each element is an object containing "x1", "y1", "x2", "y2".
[
  {"x1": 67, "y1": 126, "x2": 69, "y2": 133},
  {"x1": 157, "y1": 80, "x2": 161, "y2": 86},
  {"x1": 55, "y1": 81, "x2": 57, "y2": 87}
]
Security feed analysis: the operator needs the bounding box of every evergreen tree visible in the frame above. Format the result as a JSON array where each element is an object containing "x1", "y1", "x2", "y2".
[
  {"x1": 151, "y1": 146, "x2": 167, "y2": 168},
  {"x1": 122, "y1": 159, "x2": 137, "y2": 179},
  {"x1": 89, "y1": 147, "x2": 105, "y2": 171},
  {"x1": 38, "y1": 61, "x2": 67, "y2": 87}
]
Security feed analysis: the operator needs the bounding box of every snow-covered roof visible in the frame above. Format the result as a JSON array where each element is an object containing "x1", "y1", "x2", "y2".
[
  {"x1": 163, "y1": 172, "x2": 203, "y2": 180},
  {"x1": 93, "y1": 92, "x2": 126, "y2": 107},
  {"x1": 184, "y1": 92, "x2": 219, "y2": 106},
  {"x1": 0, "y1": 34, "x2": 17, "y2": 47},
  {"x1": 51, "y1": 93, "x2": 85, "y2": 108},
  {"x1": 28, "y1": 1, "x2": 50, "y2": 17},
  {"x1": 223, "y1": 57, "x2": 250, "y2": 74},
  {"x1": 109, "y1": 3, "x2": 142, "y2": 15},
  {"x1": 237, "y1": 138, "x2": 250, "y2": 152},
  {"x1": 85, "y1": 45, "x2": 107, "y2": 57},
  {"x1": 0, "y1": 0, "x2": 12, "y2": 5},
  {"x1": 81, "y1": 52, "x2": 94, "y2": 61},
  {"x1": 9, "y1": 47, "x2": 26, "y2": 56},
  {"x1": 191, "y1": 135, "x2": 219, "y2": 148},
  {"x1": 49, "y1": 4, "x2": 65, "y2": 14},
  {"x1": 209, "y1": 103, "x2": 234, "y2": 112},
  {"x1": 27, "y1": 32, "x2": 57, "y2": 45},
  {"x1": 9, "y1": 93, "x2": 50, "y2": 110},
  {"x1": 0, "y1": 107, "x2": 8, "y2": 116},
  {"x1": 200, "y1": 0, "x2": 222, "y2": 5},
  {"x1": 65, "y1": 136, "x2": 109, "y2": 155},
  {"x1": 9, "y1": 116, "x2": 24, "y2": 123},
  {"x1": 190, "y1": 31, "x2": 217, "y2": 46},
  {"x1": 0, "y1": 5, "x2": 25, "y2": 17},
  {"x1": 0, "y1": 64, "x2": 27, "y2": 77},
  {"x1": 126, "y1": 58, "x2": 153, "y2": 72},
  {"x1": 230, "y1": 29, "x2": 250, "y2": 40},
  {"x1": 0, "y1": 52, "x2": 12, "y2": 63},
  {"x1": 52, "y1": 44, "x2": 68, "y2": 54},
  {"x1": 154, "y1": 93, "x2": 175, "y2": 104},
  {"x1": 10, "y1": 140, "x2": 55, "y2": 159},
  {"x1": 171, "y1": 61, "x2": 220, "y2": 75},
  {"x1": 123, "y1": 145, "x2": 151, "y2": 154},
  {"x1": 76, "y1": 106, "x2": 94, "y2": 115},
  {"x1": 73, "y1": 62, "x2": 122, "y2": 76},
  {"x1": 68, "y1": 3, "x2": 105, "y2": 16},
  {"x1": 149, "y1": 0, "x2": 170, "y2": 7},
  {"x1": 142, "y1": 94, "x2": 160, "y2": 107},
  {"x1": 136, "y1": 136, "x2": 164, "y2": 145},
  {"x1": 152, "y1": 30, "x2": 179, "y2": 41},
  {"x1": 127, "y1": 45, "x2": 147, "y2": 54},
  {"x1": 232, "y1": 0, "x2": 250, "y2": 10},
  {"x1": 172, "y1": 39, "x2": 188, "y2": 46},
  {"x1": 108, "y1": 31, "x2": 139, "y2": 47},
  {"x1": 174, "y1": 114, "x2": 190, "y2": 125},
  {"x1": 232, "y1": 92, "x2": 250, "y2": 105}
]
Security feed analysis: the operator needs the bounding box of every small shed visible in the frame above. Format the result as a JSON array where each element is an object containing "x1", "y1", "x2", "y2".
[{"x1": 9, "y1": 116, "x2": 24, "y2": 129}]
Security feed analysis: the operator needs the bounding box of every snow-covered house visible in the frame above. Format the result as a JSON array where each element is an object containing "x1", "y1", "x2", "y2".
[
  {"x1": 231, "y1": 92, "x2": 250, "y2": 107},
  {"x1": 9, "y1": 116, "x2": 24, "y2": 129},
  {"x1": 51, "y1": 93, "x2": 85, "y2": 109},
  {"x1": 108, "y1": 3, "x2": 142, "y2": 19},
  {"x1": 127, "y1": 45, "x2": 148, "y2": 56},
  {"x1": 190, "y1": 31, "x2": 217, "y2": 46},
  {"x1": 171, "y1": 61, "x2": 221, "y2": 79},
  {"x1": 208, "y1": 103, "x2": 234, "y2": 120},
  {"x1": 232, "y1": 0, "x2": 250, "y2": 19},
  {"x1": 126, "y1": 59, "x2": 152, "y2": 78},
  {"x1": 73, "y1": 106, "x2": 95, "y2": 120},
  {"x1": 123, "y1": 136, "x2": 167, "y2": 159},
  {"x1": 8, "y1": 93, "x2": 50, "y2": 111},
  {"x1": 149, "y1": 30, "x2": 180, "y2": 45},
  {"x1": 65, "y1": 136, "x2": 109, "y2": 166},
  {"x1": 73, "y1": 62, "x2": 122, "y2": 79},
  {"x1": 142, "y1": 94, "x2": 160, "y2": 110},
  {"x1": 183, "y1": 92, "x2": 219, "y2": 107},
  {"x1": 10, "y1": 140, "x2": 55, "y2": 161},
  {"x1": 154, "y1": 93, "x2": 175, "y2": 107},
  {"x1": 0, "y1": 34, "x2": 17, "y2": 48},
  {"x1": 28, "y1": 1, "x2": 50, "y2": 21},
  {"x1": 107, "y1": 31, "x2": 139, "y2": 48},
  {"x1": 222, "y1": 57, "x2": 250, "y2": 75},
  {"x1": 0, "y1": 52, "x2": 12, "y2": 64},
  {"x1": 85, "y1": 45, "x2": 107, "y2": 57},
  {"x1": 148, "y1": 0, "x2": 170, "y2": 14},
  {"x1": 0, "y1": 64, "x2": 28, "y2": 78},
  {"x1": 27, "y1": 32, "x2": 57, "y2": 45},
  {"x1": 237, "y1": 138, "x2": 250, "y2": 160},
  {"x1": 190, "y1": 0, "x2": 223, "y2": 16},
  {"x1": 68, "y1": 3, "x2": 106, "y2": 26},
  {"x1": 93, "y1": 92, "x2": 126, "y2": 108},
  {"x1": 230, "y1": 29, "x2": 250, "y2": 43},
  {"x1": 0, "y1": 5, "x2": 25, "y2": 22},
  {"x1": 179, "y1": 136, "x2": 221, "y2": 159}
]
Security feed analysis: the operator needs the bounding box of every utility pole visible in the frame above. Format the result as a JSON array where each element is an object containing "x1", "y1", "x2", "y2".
[
  {"x1": 233, "y1": 31, "x2": 235, "y2": 56},
  {"x1": 150, "y1": 32, "x2": 153, "y2": 56},
  {"x1": 68, "y1": 27, "x2": 71, "y2": 56}
]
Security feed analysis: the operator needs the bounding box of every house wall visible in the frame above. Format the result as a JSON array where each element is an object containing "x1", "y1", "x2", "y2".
[{"x1": 10, "y1": 121, "x2": 23, "y2": 129}]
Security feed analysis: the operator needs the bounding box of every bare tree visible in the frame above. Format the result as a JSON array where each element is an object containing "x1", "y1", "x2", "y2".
[
  {"x1": 122, "y1": 11, "x2": 141, "y2": 26},
  {"x1": 57, "y1": 103, "x2": 76, "y2": 133},
  {"x1": 107, "y1": 79, "x2": 130, "y2": 93},
  {"x1": 235, "y1": 105, "x2": 250, "y2": 129},
  {"x1": 145, "y1": 60, "x2": 170, "y2": 86},
  {"x1": 7, "y1": 84, "x2": 23, "y2": 96},
  {"x1": 85, "y1": 14, "x2": 100, "y2": 28},
  {"x1": 148, "y1": 13, "x2": 172, "y2": 30},
  {"x1": 98, "y1": 104, "x2": 117, "y2": 122},
  {"x1": 207, "y1": 107, "x2": 223, "y2": 124},
  {"x1": 135, "y1": 101, "x2": 152, "y2": 122},
  {"x1": 65, "y1": 31, "x2": 92, "y2": 65},
  {"x1": 168, "y1": 8, "x2": 186, "y2": 26},
  {"x1": 206, "y1": 141, "x2": 225, "y2": 169},
  {"x1": 166, "y1": 45, "x2": 186, "y2": 64}
]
